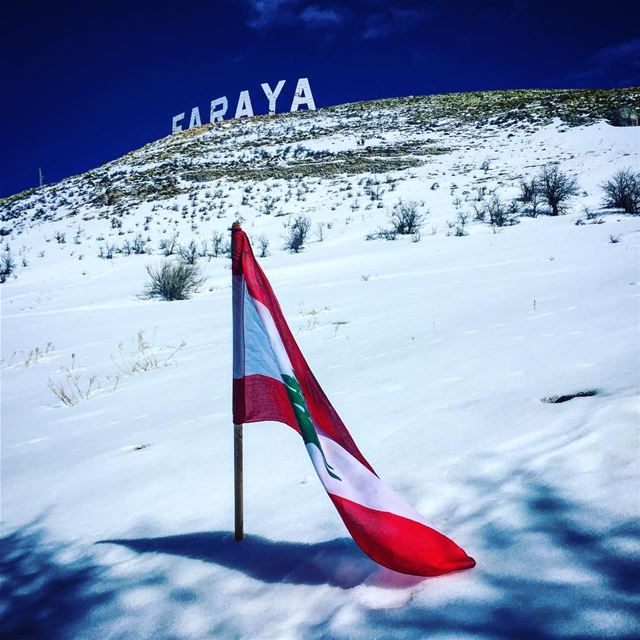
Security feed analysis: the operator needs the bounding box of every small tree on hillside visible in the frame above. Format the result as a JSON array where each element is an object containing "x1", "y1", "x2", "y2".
[
  {"x1": 0, "y1": 250, "x2": 16, "y2": 283},
  {"x1": 601, "y1": 169, "x2": 640, "y2": 214},
  {"x1": 536, "y1": 165, "x2": 579, "y2": 216},
  {"x1": 284, "y1": 216, "x2": 311, "y2": 253}
]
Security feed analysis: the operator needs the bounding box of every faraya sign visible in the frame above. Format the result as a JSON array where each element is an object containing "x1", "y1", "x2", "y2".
[{"x1": 171, "y1": 77, "x2": 316, "y2": 134}]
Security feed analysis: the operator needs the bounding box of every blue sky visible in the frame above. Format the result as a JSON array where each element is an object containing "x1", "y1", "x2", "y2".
[{"x1": 1, "y1": 0, "x2": 639, "y2": 197}]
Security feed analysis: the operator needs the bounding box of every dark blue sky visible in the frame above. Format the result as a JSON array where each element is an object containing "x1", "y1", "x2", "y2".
[{"x1": 2, "y1": 0, "x2": 639, "y2": 198}]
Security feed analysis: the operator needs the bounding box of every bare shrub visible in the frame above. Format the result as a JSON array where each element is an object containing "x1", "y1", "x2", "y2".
[
  {"x1": 143, "y1": 261, "x2": 206, "y2": 300},
  {"x1": 484, "y1": 195, "x2": 518, "y2": 228},
  {"x1": 0, "y1": 250, "x2": 16, "y2": 283},
  {"x1": 159, "y1": 234, "x2": 178, "y2": 256},
  {"x1": 260, "y1": 196, "x2": 279, "y2": 216},
  {"x1": 178, "y1": 241, "x2": 199, "y2": 264},
  {"x1": 98, "y1": 244, "x2": 115, "y2": 259},
  {"x1": 472, "y1": 202, "x2": 485, "y2": 222},
  {"x1": 257, "y1": 234, "x2": 270, "y2": 258},
  {"x1": 448, "y1": 211, "x2": 469, "y2": 237},
  {"x1": 519, "y1": 178, "x2": 536, "y2": 203},
  {"x1": 601, "y1": 169, "x2": 640, "y2": 214},
  {"x1": 365, "y1": 227, "x2": 396, "y2": 241},
  {"x1": 389, "y1": 200, "x2": 424, "y2": 235},
  {"x1": 284, "y1": 216, "x2": 311, "y2": 253},
  {"x1": 131, "y1": 234, "x2": 148, "y2": 254},
  {"x1": 518, "y1": 179, "x2": 541, "y2": 217},
  {"x1": 210, "y1": 232, "x2": 224, "y2": 257},
  {"x1": 536, "y1": 165, "x2": 579, "y2": 216},
  {"x1": 575, "y1": 207, "x2": 604, "y2": 226}
]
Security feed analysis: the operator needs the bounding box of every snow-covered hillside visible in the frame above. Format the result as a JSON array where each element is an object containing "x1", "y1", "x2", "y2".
[{"x1": 1, "y1": 88, "x2": 639, "y2": 639}]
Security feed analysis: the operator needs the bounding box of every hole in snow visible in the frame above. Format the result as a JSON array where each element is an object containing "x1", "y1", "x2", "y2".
[{"x1": 541, "y1": 389, "x2": 598, "y2": 404}]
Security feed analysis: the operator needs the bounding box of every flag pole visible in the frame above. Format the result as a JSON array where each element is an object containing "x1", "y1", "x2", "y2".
[
  {"x1": 234, "y1": 422, "x2": 243, "y2": 540},
  {"x1": 231, "y1": 221, "x2": 244, "y2": 541}
]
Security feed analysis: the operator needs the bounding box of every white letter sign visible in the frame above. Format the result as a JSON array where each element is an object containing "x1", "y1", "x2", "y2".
[
  {"x1": 210, "y1": 97, "x2": 228, "y2": 123},
  {"x1": 172, "y1": 112, "x2": 185, "y2": 134},
  {"x1": 235, "y1": 90, "x2": 254, "y2": 119},
  {"x1": 290, "y1": 78, "x2": 316, "y2": 112},
  {"x1": 172, "y1": 78, "x2": 317, "y2": 133},
  {"x1": 261, "y1": 80, "x2": 286, "y2": 115},
  {"x1": 189, "y1": 106, "x2": 202, "y2": 129}
]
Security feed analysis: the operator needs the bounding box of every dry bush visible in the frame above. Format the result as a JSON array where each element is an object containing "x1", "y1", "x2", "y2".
[
  {"x1": 536, "y1": 164, "x2": 579, "y2": 216},
  {"x1": 389, "y1": 200, "x2": 424, "y2": 235},
  {"x1": 601, "y1": 169, "x2": 640, "y2": 214},
  {"x1": 143, "y1": 261, "x2": 205, "y2": 300},
  {"x1": 284, "y1": 216, "x2": 311, "y2": 253}
]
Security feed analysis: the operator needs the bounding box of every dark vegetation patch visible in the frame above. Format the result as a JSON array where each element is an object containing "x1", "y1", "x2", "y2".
[
  {"x1": 542, "y1": 389, "x2": 598, "y2": 404},
  {"x1": 183, "y1": 156, "x2": 424, "y2": 182}
]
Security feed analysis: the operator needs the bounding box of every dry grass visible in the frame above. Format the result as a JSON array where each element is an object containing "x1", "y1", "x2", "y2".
[
  {"x1": 113, "y1": 330, "x2": 186, "y2": 375},
  {"x1": 48, "y1": 371, "x2": 98, "y2": 406},
  {"x1": 48, "y1": 331, "x2": 185, "y2": 406},
  {"x1": 24, "y1": 342, "x2": 55, "y2": 367}
]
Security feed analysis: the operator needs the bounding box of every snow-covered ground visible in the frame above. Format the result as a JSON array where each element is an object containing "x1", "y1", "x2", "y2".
[{"x1": 1, "y1": 90, "x2": 639, "y2": 639}]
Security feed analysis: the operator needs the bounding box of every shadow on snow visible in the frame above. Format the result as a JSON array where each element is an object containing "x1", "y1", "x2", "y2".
[
  {"x1": 2, "y1": 479, "x2": 639, "y2": 639},
  {"x1": 98, "y1": 531, "x2": 379, "y2": 590},
  {"x1": 0, "y1": 523, "x2": 117, "y2": 640}
]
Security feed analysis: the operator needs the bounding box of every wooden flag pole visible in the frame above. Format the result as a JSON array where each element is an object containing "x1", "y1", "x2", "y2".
[
  {"x1": 232, "y1": 221, "x2": 244, "y2": 541},
  {"x1": 234, "y1": 422, "x2": 244, "y2": 540}
]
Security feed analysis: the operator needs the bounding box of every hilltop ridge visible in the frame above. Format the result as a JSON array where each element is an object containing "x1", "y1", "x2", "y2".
[{"x1": 1, "y1": 87, "x2": 637, "y2": 230}]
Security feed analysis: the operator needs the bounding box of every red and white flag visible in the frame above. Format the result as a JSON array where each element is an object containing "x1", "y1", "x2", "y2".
[{"x1": 232, "y1": 224, "x2": 475, "y2": 576}]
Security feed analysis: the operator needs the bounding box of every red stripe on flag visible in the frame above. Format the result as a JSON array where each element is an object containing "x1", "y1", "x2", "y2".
[
  {"x1": 329, "y1": 494, "x2": 476, "y2": 577},
  {"x1": 233, "y1": 375, "x2": 300, "y2": 434}
]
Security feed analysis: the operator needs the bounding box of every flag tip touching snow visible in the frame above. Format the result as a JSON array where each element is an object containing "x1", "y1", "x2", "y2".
[{"x1": 232, "y1": 226, "x2": 475, "y2": 577}]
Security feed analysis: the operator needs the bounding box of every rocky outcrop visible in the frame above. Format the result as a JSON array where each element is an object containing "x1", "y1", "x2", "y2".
[{"x1": 609, "y1": 106, "x2": 639, "y2": 126}]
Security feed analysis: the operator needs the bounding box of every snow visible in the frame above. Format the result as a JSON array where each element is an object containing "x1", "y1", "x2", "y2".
[{"x1": 1, "y1": 100, "x2": 639, "y2": 639}]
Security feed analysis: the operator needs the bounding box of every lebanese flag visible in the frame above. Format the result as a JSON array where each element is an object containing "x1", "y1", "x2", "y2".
[{"x1": 232, "y1": 224, "x2": 475, "y2": 576}]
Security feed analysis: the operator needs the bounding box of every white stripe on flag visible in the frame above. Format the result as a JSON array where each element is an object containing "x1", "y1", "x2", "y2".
[
  {"x1": 249, "y1": 287, "x2": 294, "y2": 378},
  {"x1": 307, "y1": 436, "x2": 431, "y2": 526},
  {"x1": 235, "y1": 278, "x2": 294, "y2": 382}
]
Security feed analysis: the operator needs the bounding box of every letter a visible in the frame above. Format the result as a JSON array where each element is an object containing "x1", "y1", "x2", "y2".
[
  {"x1": 189, "y1": 107, "x2": 202, "y2": 129},
  {"x1": 290, "y1": 78, "x2": 316, "y2": 112},
  {"x1": 235, "y1": 90, "x2": 254, "y2": 119}
]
